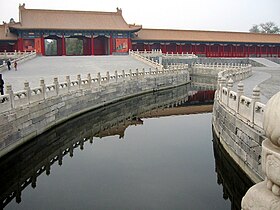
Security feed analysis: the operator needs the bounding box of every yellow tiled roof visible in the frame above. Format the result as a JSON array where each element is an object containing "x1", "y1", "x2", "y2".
[
  {"x1": 134, "y1": 28, "x2": 280, "y2": 44},
  {"x1": 13, "y1": 6, "x2": 141, "y2": 31},
  {"x1": 0, "y1": 24, "x2": 17, "y2": 40}
]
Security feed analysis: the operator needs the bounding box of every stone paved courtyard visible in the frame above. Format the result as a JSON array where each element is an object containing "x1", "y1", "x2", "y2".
[{"x1": 1, "y1": 55, "x2": 155, "y2": 91}]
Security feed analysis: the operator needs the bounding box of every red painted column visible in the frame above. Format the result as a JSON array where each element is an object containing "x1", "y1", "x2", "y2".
[
  {"x1": 41, "y1": 36, "x2": 45, "y2": 56},
  {"x1": 17, "y1": 38, "x2": 24, "y2": 52},
  {"x1": 91, "y1": 35, "x2": 95, "y2": 55},
  {"x1": 62, "y1": 35, "x2": 66, "y2": 56},
  {"x1": 109, "y1": 36, "x2": 113, "y2": 55},
  {"x1": 128, "y1": 38, "x2": 132, "y2": 51}
]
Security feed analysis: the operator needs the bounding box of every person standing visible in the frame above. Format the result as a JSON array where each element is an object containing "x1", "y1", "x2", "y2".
[
  {"x1": 7, "y1": 59, "x2": 11, "y2": 70},
  {"x1": 14, "y1": 61, "x2": 17, "y2": 71},
  {"x1": 0, "y1": 74, "x2": 4, "y2": 95}
]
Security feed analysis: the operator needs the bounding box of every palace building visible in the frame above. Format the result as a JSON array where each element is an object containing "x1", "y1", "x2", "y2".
[{"x1": 1, "y1": 3, "x2": 280, "y2": 57}]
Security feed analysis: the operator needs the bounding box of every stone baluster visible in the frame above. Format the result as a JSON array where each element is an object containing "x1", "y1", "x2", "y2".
[
  {"x1": 106, "y1": 72, "x2": 110, "y2": 83},
  {"x1": 6, "y1": 84, "x2": 14, "y2": 109},
  {"x1": 122, "y1": 70, "x2": 125, "y2": 80},
  {"x1": 227, "y1": 78, "x2": 233, "y2": 106},
  {"x1": 77, "y1": 74, "x2": 82, "y2": 89},
  {"x1": 87, "y1": 73, "x2": 92, "y2": 88},
  {"x1": 54, "y1": 77, "x2": 59, "y2": 95},
  {"x1": 24, "y1": 81, "x2": 31, "y2": 103},
  {"x1": 250, "y1": 86, "x2": 260, "y2": 124},
  {"x1": 66, "y1": 76, "x2": 70, "y2": 92},
  {"x1": 129, "y1": 69, "x2": 132, "y2": 80},
  {"x1": 136, "y1": 68, "x2": 139, "y2": 79},
  {"x1": 115, "y1": 70, "x2": 118, "y2": 82},
  {"x1": 58, "y1": 151, "x2": 63, "y2": 166},
  {"x1": 236, "y1": 81, "x2": 244, "y2": 114},
  {"x1": 97, "y1": 72, "x2": 101, "y2": 85},
  {"x1": 242, "y1": 91, "x2": 280, "y2": 209},
  {"x1": 40, "y1": 78, "x2": 46, "y2": 99},
  {"x1": 219, "y1": 77, "x2": 226, "y2": 100}
]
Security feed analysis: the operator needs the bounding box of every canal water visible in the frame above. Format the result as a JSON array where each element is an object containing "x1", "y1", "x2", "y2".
[{"x1": 0, "y1": 85, "x2": 252, "y2": 209}]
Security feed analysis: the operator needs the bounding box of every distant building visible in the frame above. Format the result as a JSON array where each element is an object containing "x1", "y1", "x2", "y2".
[{"x1": 1, "y1": 4, "x2": 280, "y2": 57}]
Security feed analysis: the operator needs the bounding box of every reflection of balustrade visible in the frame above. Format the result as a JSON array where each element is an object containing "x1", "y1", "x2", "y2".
[{"x1": 0, "y1": 85, "x2": 192, "y2": 209}]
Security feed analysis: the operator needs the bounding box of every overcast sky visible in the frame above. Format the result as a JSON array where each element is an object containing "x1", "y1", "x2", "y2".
[{"x1": 0, "y1": 0, "x2": 279, "y2": 32}]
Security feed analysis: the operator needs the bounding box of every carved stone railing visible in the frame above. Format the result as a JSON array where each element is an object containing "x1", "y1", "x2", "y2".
[
  {"x1": 0, "y1": 51, "x2": 37, "y2": 71},
  {"x1": 191, "y1": 63, "x2": 252, "y2": 89},
  {"x1": 0, "y1": 67, "x2": 189, "y2": 114},
  {"x1": 163, "y1": 51, "x2": 197, "y2": 59},
  {"x1": 129, "y1": 49, "x2": 164, "y2": 70},
  {"x1": 216, "y1": 78, "x2": 265, "y2": 133},
  {"x1": 242, "y1": 92, "x2": 280, "y2": 209}
]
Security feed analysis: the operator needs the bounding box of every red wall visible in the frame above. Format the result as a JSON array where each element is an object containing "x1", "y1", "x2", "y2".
[{"x1": 132, "y1": 42, "x2": 280, "y2": 57}]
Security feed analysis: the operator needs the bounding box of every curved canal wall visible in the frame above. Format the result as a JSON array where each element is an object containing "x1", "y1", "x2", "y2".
[
  {"x1": 212, "y1": 77, "x2": 266, "y2": 183},
  {"x1": 0, "y1": 66, "x2": 189, "y2": 158}
]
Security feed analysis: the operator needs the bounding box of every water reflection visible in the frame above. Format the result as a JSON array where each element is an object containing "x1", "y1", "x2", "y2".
[
  {"x1": 212, "y1": 130, "x2": 254, "y2": 210},
  {"x1": 0, "y1": 85, "x2": 216, "y2": 209}
]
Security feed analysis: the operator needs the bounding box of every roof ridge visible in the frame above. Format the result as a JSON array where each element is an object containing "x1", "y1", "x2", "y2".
[
  {"x1": 23, "y1": 8, "x2": 120, "y2": 16},
  {"x1": 141, "y1": 28, "x2": 280, "y2": 36}
]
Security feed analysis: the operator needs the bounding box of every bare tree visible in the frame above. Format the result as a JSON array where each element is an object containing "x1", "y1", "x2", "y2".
[
  {"x1": 249, "y1": 21, "x2": 280, "y2": 34},
  {"x1": 249, "y1": 25, "x2": 260, "y2": 33}
]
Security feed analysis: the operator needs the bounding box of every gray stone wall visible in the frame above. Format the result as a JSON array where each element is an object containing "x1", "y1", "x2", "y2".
[
  {"x1": 212, "y1": 100, "x2": 265, "y2": 183},
  {"x1": 0, "y1": 71, "x2": 189, "y2": 157}
]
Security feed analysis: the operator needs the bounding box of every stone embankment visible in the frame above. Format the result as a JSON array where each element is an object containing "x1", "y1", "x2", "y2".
[
  {"x1": 212, "y1": 78, "x2": 265, "y2": 183},
  {"x1": 0, "y1": 65, "x2": 189, "y2": 157}
]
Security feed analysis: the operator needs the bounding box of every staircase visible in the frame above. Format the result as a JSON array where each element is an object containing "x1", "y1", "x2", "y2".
[{"x1": 250, "y1": 58, "x2": 280, "y2": 67}]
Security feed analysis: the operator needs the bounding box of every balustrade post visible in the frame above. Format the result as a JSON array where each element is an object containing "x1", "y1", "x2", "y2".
[
  {"x1": 24, "y1": 81, "x2": 31, "y2": 103},
  {"x1": 6, "y1": 84, "x2": 14, "y2": 109},
  {"x1": 142, "y1": 68, "x2": 145, "y2": 77},
  {"x1": 219, "y1": 77, "x2": 226, "y2": 100},
  {"x1": 40, "y1": 78, "x2": 46, "y2": 99},
  {"x1": 216, "y1": 76, "x2": 222, "y2": 101},
  {"x1": 77, "y1": 75, "x2": 81, "y2": 89},
  {"x1": 115, "y1": 70, "x2": 118, "y2": 82},
  {"x1": 66, "y1": 76, "x2": 70, "y2": 93},
  {"x1": 122, "y1": 70, "x2": 125, "y2": 81},
  {"x1": 97, "y1": 72, "x2": 101, "y2": 85},
  {"x1": 136, "y1": 68, "x2": 139, "y2": 79},
  {"x1": 236, "y1": 81, "x2": 244, "y2": 114},
  {"x1": 129, "y1": 69, "x2": 132, "y2": 80},
  {"x1": 149, "y1": 68, "x2": 152, "y2": 75},
  {"x1": 87, "y1": 73, "x2": 92, "y2": 88},
  {"x1": 106, "y1": 71, "x2": 110, "y2": 83},
  {"x1": 250, "y1": 86, "x2": 261, "y2": 124},
  {"x1": 54, "y1": 77, "x2": 59, "y2": 95},
  {"x1": 227, "y1": 78, "x2": 233, "y2": 106}
]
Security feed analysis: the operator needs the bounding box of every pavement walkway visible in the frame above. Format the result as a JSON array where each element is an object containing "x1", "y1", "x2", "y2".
[
  {"x1": 250, "y1": 58, "x2": 280, "y2": 67},
  {"x1": 1, "y1": 55, "x2": 155, "y2": 91}
]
